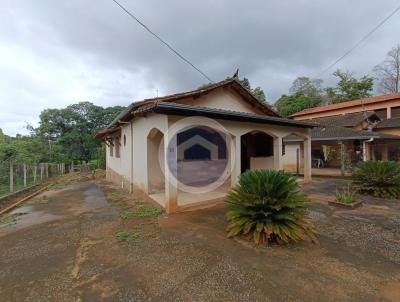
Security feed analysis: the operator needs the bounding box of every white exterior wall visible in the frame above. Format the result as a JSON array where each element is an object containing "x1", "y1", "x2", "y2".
[{"x1": 282, "y1": 142, "x2": 303, "y2": 173}]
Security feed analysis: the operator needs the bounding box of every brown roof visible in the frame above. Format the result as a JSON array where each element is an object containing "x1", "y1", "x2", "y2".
[
  {"x1": 291, "y1": 92, "x2": 400, "y2": 118},
  {"x1": 311, "y1": 126, "x2": 400, "y2": 141},
  {"x1": 98, "y1": 79, "x2": 280, "y2": 137},
  {"x1": 305, "y1": 111, "x2": 379, "y2": 127},
  {"x1": 375, "y1": 117, "x2": 400, "y2": 129}
]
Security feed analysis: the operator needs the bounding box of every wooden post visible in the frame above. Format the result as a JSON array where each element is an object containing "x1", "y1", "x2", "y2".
[
  {"x1": 23, "y1": 163, "x2": 27, "y2": 187},
  {"x1": 46, "y1": 163, "x2": 49, "y2": 178},
  {"x1": 9, "y1": 161, "x2": 13, "y2": 193},
  {"x1": 340, "y1": 141, "x2": 345, "y2": 177},
  {"x1": 40, "y1": 164, "x2": 44, "y2": 181}
]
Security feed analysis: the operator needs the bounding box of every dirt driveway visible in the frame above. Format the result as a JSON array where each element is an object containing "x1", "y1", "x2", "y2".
[{"x1": 0, "y1": 176, "x2": 399, "y2": 301}]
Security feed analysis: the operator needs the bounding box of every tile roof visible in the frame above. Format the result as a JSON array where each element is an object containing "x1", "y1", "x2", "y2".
[
  {"x1": 305, "y1": 111, "x2": 379, "y2": 127},
  {"x1": 291, "y1": 92, "x2": 400, "y2": 118},
  {"x1": 105, "y1": 78, "x2": 279, "y2": 130},
  {"x1": 311, "y1": 126, "x2": 400, "y2": 141},
  {"x1": 375, "y1": 117, "x2": 400, "y2": 129}
]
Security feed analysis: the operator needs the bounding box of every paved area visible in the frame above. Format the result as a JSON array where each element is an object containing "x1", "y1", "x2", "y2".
[{"x1": 0, "y1": 176, "x2": 399, "y2": 301}]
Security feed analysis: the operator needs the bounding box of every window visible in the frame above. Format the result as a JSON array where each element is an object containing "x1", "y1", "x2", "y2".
[
  {"x1": 282, "y1": 143, "x2": 286, "y2": 156},
  {"x1": 123, "y1": 134, "x2": 126, "y2": 146},
  {"x1": 115, "y1": 137, "x2": 120, "y2": 158}
]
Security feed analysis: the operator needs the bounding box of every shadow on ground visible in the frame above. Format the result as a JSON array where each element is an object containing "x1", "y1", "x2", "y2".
[{"x1": 0, "y1": 175, "x2": 399, "y2": 301}]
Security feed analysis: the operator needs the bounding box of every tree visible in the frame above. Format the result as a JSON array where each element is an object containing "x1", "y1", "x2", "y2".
[
  {"x1": 239, "y1": 77, "x2": 267, "y2": 102},
  {"x1": 289, "y1": 76, "x2": 323, "y2": 98},
  {"x1": 326, "y1": 69, "x2": 374, "y2": 104},
  {"x1": 374, "y1": 45, "x2": 400, "y2": 93},
  {"x1": 275, "y1": 92, "x2": 321, "y2": 117},
  {"x1": 36, "y1": 102, "x2": 124, "y2": 162},
  {"x1": 274, "y1": 76, "x2": 323, "y2": 117}
]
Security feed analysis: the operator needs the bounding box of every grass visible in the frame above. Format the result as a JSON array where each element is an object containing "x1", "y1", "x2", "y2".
[
  {"x1": 120, "y1": 203, "x2": 164, "y2": 219},
  {"x1": 0, "y1": 213, "x2": 21, "y2": 225},
  {"x1": 0, "y1": 178, "x2": 40, "y2": 198},
  {"x1": 114, "y1": 230, "x2": 141, "y2": 241}
]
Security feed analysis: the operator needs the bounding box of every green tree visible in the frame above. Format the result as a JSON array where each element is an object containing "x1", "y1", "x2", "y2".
[
  {"x1": 275, "y1": 92, "x2": 321, "y2": 117},
  {"x1": 326, "y1": 69, "x2": 374, "y2": 103},
  {"x1": 274, "y1": 76, "x2": 323, "y2": 117},
  {"x1": 36, "y1": 102, "x2": 124, "y2": 163}
]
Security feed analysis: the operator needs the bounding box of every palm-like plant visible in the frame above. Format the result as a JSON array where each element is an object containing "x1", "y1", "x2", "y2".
[
  {"x1": 352, "y1": 160, "x2": 400, "y2": 199},
  {"x1": 226, "y1": 170, "x2": 317, "y2": 245}
]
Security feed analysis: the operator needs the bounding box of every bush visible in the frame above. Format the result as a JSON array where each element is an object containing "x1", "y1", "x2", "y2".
[
  {"x1": 352, "y1": 161, "x2": 400, "y2": 199},
  {"x1": 225, "y1": 170, "x2": 317, "y2": 245}
]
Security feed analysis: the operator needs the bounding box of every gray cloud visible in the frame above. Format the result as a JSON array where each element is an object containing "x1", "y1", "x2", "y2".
[{"x1": 0, "y1": 0, "x2": 399, "y2": 135}]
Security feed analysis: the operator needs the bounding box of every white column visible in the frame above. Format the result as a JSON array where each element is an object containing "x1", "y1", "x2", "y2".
[
  {"x1": 273, "y1": 137, "x2": 283, "y2": 171},
  {"x1": 230, "y1": 135, "x2": 241, "y2": 187},
  {"x1": 387, "y1": 107, "x2": 392, "y2": 119},
  {"x1": 303, "y1": 136, "x2": 312, "y2": 181},
  {"x1": 164, "y1": 132, "x2": 178, "y2": 214}
]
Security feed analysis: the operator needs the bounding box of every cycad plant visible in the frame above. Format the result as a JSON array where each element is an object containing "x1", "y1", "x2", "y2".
[
  {"x1": 352, "y1": 160, "x2": 400, "y2": 199},
  {"x1": 225, "y1": 170, "x2": 317, "y2": 245}
]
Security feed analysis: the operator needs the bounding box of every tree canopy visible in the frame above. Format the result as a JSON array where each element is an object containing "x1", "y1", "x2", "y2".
[{"x1": 374, "y1": 44, "x2": 400, "y2": 94}]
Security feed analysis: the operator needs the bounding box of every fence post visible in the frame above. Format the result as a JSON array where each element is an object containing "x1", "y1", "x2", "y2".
[
  {"x1": 46, "y1": 163, "x2": 49, "y2": 178},
  {"x1": 9, "y1": 161, "x2": 13, "y2": 193},
  {"x1": 40, "y1": 164, "x2": 44, "y2": 181},
  {"x1": 23, "y1": 163, "x2": 27, "y2": 187},
  {"x1": 33, "y1": 165, "x2": 37, "y2": 183}
]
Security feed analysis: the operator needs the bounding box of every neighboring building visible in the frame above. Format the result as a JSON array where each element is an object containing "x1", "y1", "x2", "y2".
[
  {"x1": 290, "y1": 93, "x2": 400, "y2": 169},
  {"x1": 96, "y1": 79, "x2": 314, "y2": 213}
]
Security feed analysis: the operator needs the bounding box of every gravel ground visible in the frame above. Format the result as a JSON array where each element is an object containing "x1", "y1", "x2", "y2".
[{"x1": 0, "y1": 176, "x2": 399, "y2": 301}]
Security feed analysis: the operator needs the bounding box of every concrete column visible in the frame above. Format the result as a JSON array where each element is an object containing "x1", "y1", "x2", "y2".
[
  {"x1": 273, "y1": 136, "x2": 283, "y2": 171},
  {"x1": 387, "y1": 107, "x2": 392, "y2": 119},
  {"x1": 164, "y1": 132, "x2": 178, "y2": 214},
  {"x1": 303, "y1": 137, "x2": 312, "y2": 181},
  {"x1": 230, "y1": 135, "x2": 241, "y2": 187}
]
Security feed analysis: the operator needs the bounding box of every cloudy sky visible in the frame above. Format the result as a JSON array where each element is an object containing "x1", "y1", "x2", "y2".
[{"x1": 1, "y1": 0, "x2": 400, "y2": 136}]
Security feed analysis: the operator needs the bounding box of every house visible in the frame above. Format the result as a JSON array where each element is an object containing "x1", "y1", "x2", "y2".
[
  {"x1": 290, "y1": 93, "x2": 400, "y2": 171},
  {"x1": 96, "y1": 79, "x2": 314, "y2": 213}
]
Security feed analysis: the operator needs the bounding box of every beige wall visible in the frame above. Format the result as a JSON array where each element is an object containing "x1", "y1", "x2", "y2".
[
  {"x1": 282, "y1": 142, "x2": 304, "y2": 173},
  {"x1": 250, "y1": 156, "x2": 274, "y2": 170},
  {"x1": 177, "y1": 87, "x2": 265, "y2": 115}
]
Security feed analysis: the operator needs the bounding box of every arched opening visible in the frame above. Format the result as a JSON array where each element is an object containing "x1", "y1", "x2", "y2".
[
  {"x1": 241, "y1": 131, "x2": 274, "y2": 173},
  {"x1": 147, "y1": 128, "x2": 164, "y2": 195}
]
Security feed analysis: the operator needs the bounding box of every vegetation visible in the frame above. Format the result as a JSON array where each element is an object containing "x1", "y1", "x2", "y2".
[
  {"x1": 120, "y1": 203, "x2": 164, "y2": 219},
  {"x1": 225, "y1": 170, "x2": 316, "y2": 245},
  {"x1": 374, "y1": 44, "x2": 400, "y2": 93},
  {"x1": 274, "y1": 69, "x2": 374, "y2": 116},
  {"x1": 114, "y1": 230, "x2": 140, "y2": 241},
  {"x1": 335, "y1": 185, "x2": 357, "y2": 204},
  {"x1": 352, "y1": 161, "x2": 400, "y2": 199}
]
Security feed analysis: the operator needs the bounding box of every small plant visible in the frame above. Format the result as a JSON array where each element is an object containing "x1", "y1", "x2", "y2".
[
  {"x1": 225, "y1": 170, "x2": 317, "y2": 245},
  {"x1": 114, "y1": 230, "x2": 140, "y2": 241},
  {"x1": 352, "y1": 160, "x2": 400, "y2": 199},
  {"x1": 120, "y1": 203, "x2": 164, "y2": 219},
  {"x1": 335, "y1": 185, "x2": 357, "y2": 204}
]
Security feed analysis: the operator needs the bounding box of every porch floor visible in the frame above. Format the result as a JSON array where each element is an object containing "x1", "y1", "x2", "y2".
[
  {"x1": 149, "y1": 181, "x2": 230, "y2": 209},
  {"x1": 311, "y1": 168, "x2": 351, "y2": 177}
]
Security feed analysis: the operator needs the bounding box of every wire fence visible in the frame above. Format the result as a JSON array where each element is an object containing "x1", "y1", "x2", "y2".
[{"x1": 0, "y1": 162, "x2": 66, "y2": 197}]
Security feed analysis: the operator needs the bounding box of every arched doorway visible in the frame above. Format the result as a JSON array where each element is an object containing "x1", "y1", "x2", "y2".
[
  {"x1": 241, "y1": 131, "x2": 274, "y2": 173},
  {"x1": 147, "y1": 128, "x2": 164, "y2": 194}
]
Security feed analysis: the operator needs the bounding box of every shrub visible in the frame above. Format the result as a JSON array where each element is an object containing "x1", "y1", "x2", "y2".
[
  {"x1": 335, "y1": 184, "x2": 357, "y2": 204},
  {"x1": 225, "y1": 170, "x2": 317, "y2": 245},
  {"x1": 352, "y1": 161, "x2": 400, "y2": 199}
]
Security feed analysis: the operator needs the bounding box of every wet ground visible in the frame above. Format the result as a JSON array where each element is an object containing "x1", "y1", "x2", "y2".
[{"x1": 0, "y1": 175, "x2": 399, "y2": 301}]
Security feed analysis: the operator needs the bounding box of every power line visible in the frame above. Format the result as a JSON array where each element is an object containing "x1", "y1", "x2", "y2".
[
  {"x1": 110, "y1": 0, "x2": 214, "y2": 83},
  {"x1": 317, "y1": 4, "x2": 400, "y2": 77}
]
